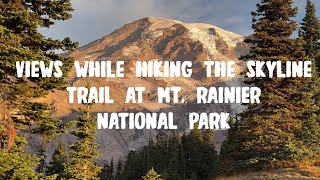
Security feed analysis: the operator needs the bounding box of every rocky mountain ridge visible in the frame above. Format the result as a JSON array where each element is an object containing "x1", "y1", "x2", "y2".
[{"x1": 34, "y1": 17, "x2": 249, "y2": 164}]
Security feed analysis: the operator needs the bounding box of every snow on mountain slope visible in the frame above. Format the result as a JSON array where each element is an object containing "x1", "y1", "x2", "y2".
[{"x1": 34, "y1": 17, "x2": 250, "y2": 163}]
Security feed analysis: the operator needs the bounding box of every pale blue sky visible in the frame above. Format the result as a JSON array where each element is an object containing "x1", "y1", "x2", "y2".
[{"x1": 41, "y1": 0, "x2": 320, "y2": 46}]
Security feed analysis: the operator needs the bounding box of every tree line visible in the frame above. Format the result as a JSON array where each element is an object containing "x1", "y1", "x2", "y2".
[
  {"x1": 103, "y1": 128, "x2": 217, "y2": 180},
  {"x1": 0, "y1": 0, "x2": 320, "y2": 179}
]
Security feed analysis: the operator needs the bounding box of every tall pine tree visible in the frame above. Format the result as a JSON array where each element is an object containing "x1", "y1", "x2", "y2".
[
  {"x1": 115, "y1": 160, "x2": 123, "y2": 180},
  {"x1": 46, "y1": 141, "x2": 67, "y2": 179},
  {"x1": 99, "y1": 159, "x2": 114, "y2": 180},
  {"x1": 299, "y1": 0, "x2": 320, "y2": 150},
  {"x1": 122, "y1": 151, "x2": 144, "y2": 180},
  {"x1": 221, "y1": 0, "x2": 320, "y2": 172},
  {"x1": 300, "y1": 0, "x2": 320, "y2": 121},
  {"x1": 21, "y1": 101, "x2": 65, "y2": 173},
  {"x1": 300, "y1": 0, "x2": 320, "y2": 62},
  {"x1": 0, "y1": 0, "x2": 77, "y2": 178},
  {"x1": 165, "y1": 130, "x2": 182, "y2": 180},
  {"x1": 65, "y1": 104, "x2": 101, "y2": 179},
  {"x1": 183, "y1": 124, "x2": 204, "y2": 179}
]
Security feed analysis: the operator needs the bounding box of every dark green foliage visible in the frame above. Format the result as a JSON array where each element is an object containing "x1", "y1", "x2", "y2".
[
  {"x1": 0, "y1": 0, "x2": 77, "y2": 178},
  {"x1": 0, "y1": 0, "x2": 77, "y2": 97},
  {"x1": 99, "y1": 159, "x2": 115, "y2": 180},
  {"x1": 20, "y1": 101, "x2": 66, "y2": 173},
  {"x1": 145, "y1": 133, "x2": 156, "y2": 171},
  {"x1": 122, "y1": 129, "x2": 217, "y2": 180},
  {"x1": 183, "y1": 127, "x2": 204, "y2": 179},
  {"x1": 300, "y1": 0, "x2": 320, "y2": 61},
  {"x1": 221, "y1": 0, "x2": 320, "y2": 173},
  {"x1": 115, "y1": 160, "x2": 123, "y2": 180},
  {"x1": 300, "y1": 0, "x2": 320, "y2": 121},
  {"x1": 0, "y1": 136, "x2": 41, "y2": 179},
  {"x1": 201, "y1": 130, "x2": 217, "y2": 178},
  {"x1": 122, "y1": 151, "x2": 144, "y2": 180},
  {"x1": 65, "y1": 104, "x2": 101, "y2": 179},
  {"x1": 183, "y1": 126, "x2": 217, "y2": 179},
  {"x1": 300, "y1": 0, "x2": 320, "y2": 143},
  {"x1": 165, "y1": 131, "x2": 182, "y2": 180},
  {"x1": 46, "y1": 141, "x2": 67, "y2": 179},
  {"x1": 154, "y1": 134, "x2": 167, "y2": 172},
  {"x1": 111, "y1": 159, "x2": 115, "y2": 176}
]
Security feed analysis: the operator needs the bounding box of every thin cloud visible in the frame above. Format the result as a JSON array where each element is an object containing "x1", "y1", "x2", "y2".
[{"x1": 41, "y1": 0, "x2": 319, "y2": 46}]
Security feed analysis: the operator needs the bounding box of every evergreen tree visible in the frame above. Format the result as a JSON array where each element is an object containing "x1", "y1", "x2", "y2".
[
  {"x1": 0, "y1": 101, "x2": 39, "y2": 178},
  {"x1": 299, "y1": 0, "x2": 320, "y2": 148},
  {"x1": 142, "y1": 168, "x2": 163, "y2": 180},
  {"x1": 65, "y1": 104, "x2": 101, "y2": 179},
  {"x1": 165, "y1": 131, "x2": 181, "y2": 180},
  {"x1": 110, "y1": 158, "x2": 115, "y2": 177},
  {"x1": 21, "y1": 101, "x2": 65, "y2": 173},
  {"x1": 99, "y1": 163, "x2": 110, "y2": 180},
  {"x1": 178, "y1": 141, "x2": 186, "y2": 180},
  {"x1": 0, "y1": 0, "x2": 77, "y2": 178},
  {"x1": 219, "y1": 116, "x2": 242, "y2": 174},
  {"x1": 122, "y1": 151, "x2": 144, "y2": 180},
  {"x1": 222, "y1": 0, "x2": 320, "y2": 172},
  {"x1": 201, "y1": 129, "x2": 216, "y2": 178},
  {"x1": 99, "y1": 160, "x2": 114, "y2": 180},
  {"x1": 183, "y1": 123, "x2": 203, "y2": 179},
  {"x1": 0, "y1": 136, "x2": 40, "y2": 179},
  {"x1": 300, "y1": 0, "x2": 320, "y2": 61},
  {"x1": 145, "y1": 131, "x2": 156, "y2": 171},
  {"x1": 115, "y1": 160, "x2": 123, "y2": 180},
  {"x1": 121, "y1": 129, "x2": 218, "y2": 180},
  {"x1": 300, "y1": 0, "x2": 320, "y2": 119},
  {"x1": 46, "y1": 141, "x2": 67, "y2": 179},
  {"x1": 203, "y1": 129, "x2": 214, "y2": 148},
  {"x1": 154, "y1": 134, "x2": 167, "y2": 173}
]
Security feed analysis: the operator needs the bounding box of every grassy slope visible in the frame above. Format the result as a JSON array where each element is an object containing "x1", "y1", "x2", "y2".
[{"x1": 217, "y1": 166, "x2": 320, "y2": 180}]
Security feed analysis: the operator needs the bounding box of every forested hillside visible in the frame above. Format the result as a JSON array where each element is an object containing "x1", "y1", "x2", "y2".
[{"x1": 0, "y1": 0, "x2": 319, "y2": 180}]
